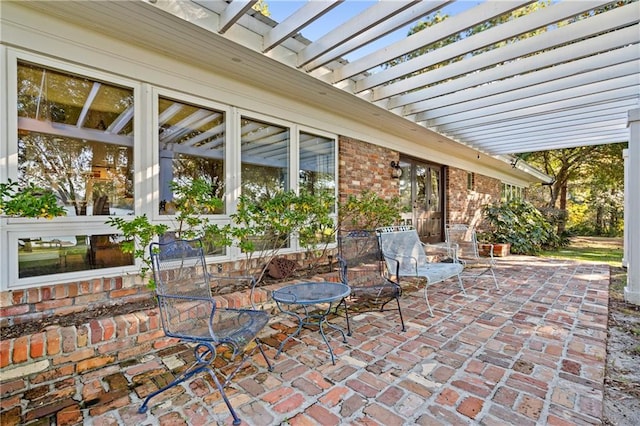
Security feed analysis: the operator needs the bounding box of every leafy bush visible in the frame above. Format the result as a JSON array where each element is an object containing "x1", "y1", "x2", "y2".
[
  {"x1": 0, "y1": 179, "x2": 66, "y2": 218},
  {"x1": 482, "y1": 199, "x2": 560, "y2": 255},
  {"x1": 338, "y1": 190, "x2": 401, "y2": 232},
  {"x1": 231, "y1": 190, "x2": 334, "y2": 282}
]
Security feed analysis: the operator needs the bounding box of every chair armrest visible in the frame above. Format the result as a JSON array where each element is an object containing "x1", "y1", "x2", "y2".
[
  {"x1": 422, "y1": 242, "x2": 461, "y2": 263},
  {"x1": 381, "y1": 254, "x2": 400, "y2": 284},
  {"x1": 208, "y1": 274, "x2": 260, "y2": 309}
]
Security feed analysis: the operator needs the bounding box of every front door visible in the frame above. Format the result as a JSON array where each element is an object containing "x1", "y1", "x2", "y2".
[{"x1": 397, "y1": 158, "x2": 444, "y2": 243}]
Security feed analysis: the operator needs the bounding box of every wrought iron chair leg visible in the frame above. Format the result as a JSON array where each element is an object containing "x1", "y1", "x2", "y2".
[
  {"x1": 395, "y1": 298, "x2": 406, "y2": 332},
  {"x1": 207, "y1": 367, "x2": 242, "y2": 425},
  {"x1": 256, "y1": 339, "x2": 274, "y2": 372}
]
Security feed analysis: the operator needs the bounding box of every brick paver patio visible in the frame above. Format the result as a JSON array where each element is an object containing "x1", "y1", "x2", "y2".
[{"x1": 31, "y1": 257, "x2": 613, "y2": 425}]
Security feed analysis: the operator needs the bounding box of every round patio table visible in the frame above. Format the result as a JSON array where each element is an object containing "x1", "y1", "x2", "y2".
[{"x1": 272, "y1": 282, "x2": 351, "y2": 365}]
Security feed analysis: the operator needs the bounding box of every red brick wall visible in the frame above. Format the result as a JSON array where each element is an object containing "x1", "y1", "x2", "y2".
[
  {"x1": 446, "y1": 167, "x2": 501, "y2": 228},
  {"x1": 338, "y1": 136, "x2": 399, "y2": 204},
  {"x1": 0, "y1": 277, "x2": 152, "y2": 328}
]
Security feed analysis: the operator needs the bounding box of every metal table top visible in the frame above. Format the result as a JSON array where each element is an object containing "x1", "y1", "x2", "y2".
[{"x1": 272, "y1": 282, "x2": 350, "y2": 305}]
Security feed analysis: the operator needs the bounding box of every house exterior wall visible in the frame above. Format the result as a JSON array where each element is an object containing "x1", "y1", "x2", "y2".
[
  {"x1": 446, "y1": 167, "x2": 501, "y2": 228},
  {"x1": 338, "y1": 136, "x2": 399, "y2": 203}
]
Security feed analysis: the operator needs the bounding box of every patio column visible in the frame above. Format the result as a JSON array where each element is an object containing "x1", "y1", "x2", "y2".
[
  {"x1": 622, "y1": 149, "x2": 629, "y2": 268},
  {"x1": 624, "y1": 108, "x2": 640, "y2": 305}
]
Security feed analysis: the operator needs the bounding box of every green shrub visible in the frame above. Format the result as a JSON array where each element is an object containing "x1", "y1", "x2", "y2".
[
  {"x1": 338, "y1": 190, "x2": 401, "y2": 232},
  {"x1": 482, "y1": 199, "x2": 559, "y2": 255}
]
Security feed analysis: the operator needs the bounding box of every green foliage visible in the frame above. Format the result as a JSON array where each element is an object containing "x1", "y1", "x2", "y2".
[
  {"x1": 296, "y1": 191, "x2": 337, "y2": 270},
  {"x1": 106, "y1": 215, "x2": 169, "y2": 285},
  {"x1": 107, "y1": 178, "x2": 229, "y2": 288},
  {"x1": 0, "y1": 179, "x2": 67, "y2": 219},
  {"x1": 338, "y1": 190, "x2": 401, "y2": 232},
  {"x1": 230, "y1": 190, "x2": 334, "y2": 282},
  {"x1": 482, "y1": 199, "x2": 560, "y2": 255},
  {"x1": 523, "y1": 143, "x2": 626, "y2": 237}
]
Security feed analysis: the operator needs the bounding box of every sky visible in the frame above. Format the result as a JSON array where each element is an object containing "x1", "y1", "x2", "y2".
[{"x1": 266, "y1": 0, "x2": 483, "y2": 62}]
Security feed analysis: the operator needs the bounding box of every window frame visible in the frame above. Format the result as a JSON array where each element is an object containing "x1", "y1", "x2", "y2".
[
  {"x1": 1, "y1": 49, "x2": 339, "y2": 290},
  {"x1": 4, "y1": 49, "x2": 143, "y2": 289}
]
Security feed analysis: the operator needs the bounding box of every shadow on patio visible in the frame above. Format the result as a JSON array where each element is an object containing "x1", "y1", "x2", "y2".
[{"x1": 3, "y1": 257, "x2": 609, "y2": 426}]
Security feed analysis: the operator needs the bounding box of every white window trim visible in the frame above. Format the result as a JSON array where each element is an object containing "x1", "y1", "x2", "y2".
[{"x1": 3, "y1": 49, "x2": 142, "y2": 289}]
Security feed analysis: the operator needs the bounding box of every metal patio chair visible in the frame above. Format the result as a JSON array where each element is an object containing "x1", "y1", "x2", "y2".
[
  {"x1": 138, "y1": 238, "x2": 272, "y2": 425},
  {"x1": 338, "y1": 230, "x2": 405, "y2": 332},
  {"x1": 376, "y1": 225, "x2": 464, "y2": 317},
  {"x1": 445, "y1": 224, "x2": 499, "y2": 289}
]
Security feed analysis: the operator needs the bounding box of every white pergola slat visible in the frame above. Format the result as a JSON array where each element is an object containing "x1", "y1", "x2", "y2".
[
  {"x1": 262, "y1": 1, "x2": 342, "y2": 52},
  {"x1": 296, "y1": 0, "x2": 420, "y2": 68},
  {"x1": 303, "y1": 0, "x2": 448, "y2": 72},
  {"x1": 354, "y1": 0, "x2": 608, "y2": 93}
]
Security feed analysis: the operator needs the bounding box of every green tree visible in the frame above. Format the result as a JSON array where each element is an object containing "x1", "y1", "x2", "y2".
[{"x1": 521, "y1": 143, "x2": 626, "y2": 236}]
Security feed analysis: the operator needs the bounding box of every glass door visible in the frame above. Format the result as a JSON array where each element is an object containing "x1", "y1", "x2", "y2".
[{"x1": 397, "y1": 158, "x2": 444, "y2": 243}]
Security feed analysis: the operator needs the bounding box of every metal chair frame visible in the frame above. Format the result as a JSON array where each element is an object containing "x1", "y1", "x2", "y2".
[
  {"x1": 138, "y1": 238, "x2": 272, "y2": 425},
  {"x1": 445, "y1": 224, "x2": 499, "y2": 289},
  {"x1": 376, "y1": 225, "x2": 465, "y2": 317},
  {"x1": 337, "y1": 230, "x2": 406, "y2": 332}
]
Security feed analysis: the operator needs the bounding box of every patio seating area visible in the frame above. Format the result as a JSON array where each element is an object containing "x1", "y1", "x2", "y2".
[{"x1": 1, "y1": 256, "x2": 609, "y2": 426}]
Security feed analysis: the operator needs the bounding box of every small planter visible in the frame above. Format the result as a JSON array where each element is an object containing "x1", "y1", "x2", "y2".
[{"x1": 479, "y1": 243, "x2": 510, "y2": 257}]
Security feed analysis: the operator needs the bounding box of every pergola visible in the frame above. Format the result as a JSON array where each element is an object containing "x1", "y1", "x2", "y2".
[{"x1": 18, "y1": 0, "x2": 640, "y2": 303}]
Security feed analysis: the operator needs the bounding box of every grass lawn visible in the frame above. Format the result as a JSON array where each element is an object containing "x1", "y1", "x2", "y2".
[{"x1": 540, "y1": 236, "x2": 624, "y2": 267}]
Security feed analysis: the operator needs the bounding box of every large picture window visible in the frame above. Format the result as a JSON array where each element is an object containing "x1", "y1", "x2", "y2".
[
  {"x1": 17, "y1": 62, "x2": 134, "y2": 217},
  {"x1": 14, "y1": 62, "x2": 136, "y2": 279}
]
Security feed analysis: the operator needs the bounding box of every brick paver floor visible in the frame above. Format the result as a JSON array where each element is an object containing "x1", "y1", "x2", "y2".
[{"x1": 82, "y1": 257, "x2": 609, "y2": 425}]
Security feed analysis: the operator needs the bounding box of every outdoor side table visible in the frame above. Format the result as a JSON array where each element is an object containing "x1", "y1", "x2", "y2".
[{"x1": 272, "y1": 282, "x2": 351, "y2": 365}]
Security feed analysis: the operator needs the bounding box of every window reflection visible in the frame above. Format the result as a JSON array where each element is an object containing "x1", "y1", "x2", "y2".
[
  {"x1": 17, "y1": 62, "x2": 134, "y2": 216},
  {"x1": 18, "y1": 234, "x2": 133, "y2": 278},
  {"x1": 158, "y1": 97, "x2": 225, "y2": 215},
  {"x1": 241, "y1": 117, "x2": 289, "y2": 201},
  {"x1": 299, "y1": 132, "x2": 335, "y2": 208}
]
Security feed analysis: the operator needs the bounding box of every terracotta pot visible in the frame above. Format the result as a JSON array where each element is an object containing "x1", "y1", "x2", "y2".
[{"x1": 479, "y1": 243, "x2": 510, "y2": 257}]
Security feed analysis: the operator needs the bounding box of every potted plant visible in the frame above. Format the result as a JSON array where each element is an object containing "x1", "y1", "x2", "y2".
[{"x1": 0, "y1": 179, "x2": 66, "y2": 218}]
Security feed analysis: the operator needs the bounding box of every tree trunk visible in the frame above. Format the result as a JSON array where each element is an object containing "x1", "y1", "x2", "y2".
[{"x1": 557, "y1": 184, "x2": 567, "y2": 234}]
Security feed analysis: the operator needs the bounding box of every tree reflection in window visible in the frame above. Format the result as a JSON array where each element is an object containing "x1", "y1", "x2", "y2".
[
  {"x1": 299, "y1": 131, "x2": 335, "y2": 212},
  {"x1": 157, "y1": 96, "x2": 225, "y2": 215},
  {"x1": 17, "y1": 62, "x2": 134, "y2": 216},
  {"x1": 241, "y1": 117, "x2": 289, "y2": 201}
]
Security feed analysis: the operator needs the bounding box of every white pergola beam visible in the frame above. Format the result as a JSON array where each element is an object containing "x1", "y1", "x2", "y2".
[
  {"x1": 415, "y1": 63, "x2": 639, "y2": 121},
  {"x1": 386, "y1": 25, "x2": 639, "y2": 110},
  {"x1": 263, "y1": 1, "x2": 342, "y2": 52},
  {"x1": 371, "y1": 2, "x2": 640, "y2": 100},
  {"x1": 306, "y1": 0, "x2": 449, "y2": 72},
  {"x1": 444, "y1": 100, "x2": 637, "y2": 136},
  {"x1": 218, "y1": 0, "x2": 257, "y2": 34},
  {"x1": 358, "y1": 0, "x2": 608, "y2": 93},
  {"x1": 334, "y1": 0, "x2": 531, "y2": 83},
  {"x1": 297, "y1": 1, "x2": 420, "y2": 68},
  {"x1": 426, "y1": 85, "x2": 638, "y2": 131},
  {"x1": 404, "y1": 45, "x2": 639, "y2": 116}
]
